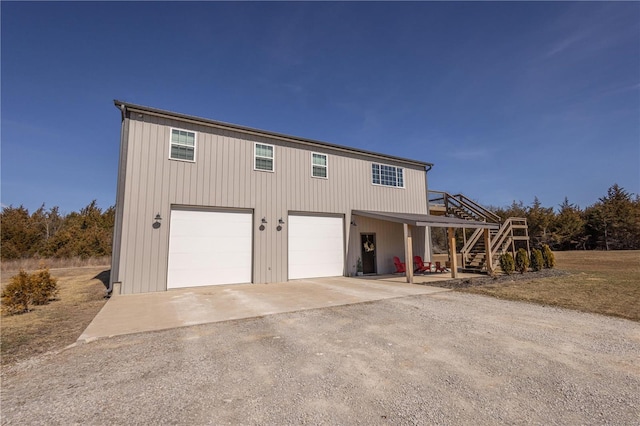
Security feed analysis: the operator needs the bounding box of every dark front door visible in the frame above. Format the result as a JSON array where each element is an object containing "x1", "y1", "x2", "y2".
[{"x1": 360, "y1": 234, "x2": 377, "y2": 274}]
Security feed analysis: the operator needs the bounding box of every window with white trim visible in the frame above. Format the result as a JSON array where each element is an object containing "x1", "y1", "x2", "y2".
[
  {"x1": 169, "y1": 128, "x2": 196, "y2": 162},
  {"x1": 372, "y1": 163, "x2": 404, "y2": 188},
  {"x1": 254, "y1": 143, "x2": 274, "y2": 171},
  {"x1": 311, "y1": 153, "x2": 328, "y2": 178}
]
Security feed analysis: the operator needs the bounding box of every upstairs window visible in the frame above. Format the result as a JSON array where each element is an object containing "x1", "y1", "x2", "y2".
[
  {"x1": 254, "y1": 143, "x2": 274, "y2": 172},
  {"x1": 170, "y1": 128, "x2": 196, "y2": 162},
  {"x1": 372, "y1": 163, "x2": 404, "y2": 188},
  {"x1": 312, "y1": 153, "x2": 328, "y2": 178}
]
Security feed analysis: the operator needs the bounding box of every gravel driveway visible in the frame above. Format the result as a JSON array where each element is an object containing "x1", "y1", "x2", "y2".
[{"x1": 2, "y1": 290, "x2": 639, "y2": 425}]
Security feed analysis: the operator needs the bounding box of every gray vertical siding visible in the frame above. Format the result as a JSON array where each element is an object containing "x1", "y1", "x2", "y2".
[{"x1": 116, "y1": 111, "x2": 430, "y2": 294}]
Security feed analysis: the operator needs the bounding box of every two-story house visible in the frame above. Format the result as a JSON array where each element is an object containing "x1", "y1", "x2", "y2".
[{"x1": 110, "y1": 101, "x2": 497, "y2": 295}]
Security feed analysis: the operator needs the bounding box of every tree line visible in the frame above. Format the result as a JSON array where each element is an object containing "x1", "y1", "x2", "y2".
[
  {"x1": 492, "y1": 184, "x2": 640, "y2": 250},
  {"x1": 1, "y1": 200, "x2": 114, "y2": 260},
  {"x1": 1, "y1": 184, "x2": 638, "y2": 260}
]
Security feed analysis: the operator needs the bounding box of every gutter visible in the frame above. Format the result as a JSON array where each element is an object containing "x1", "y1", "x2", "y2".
[{"x1": 113, "y1": 100, "x2": 434, "y2": 170}]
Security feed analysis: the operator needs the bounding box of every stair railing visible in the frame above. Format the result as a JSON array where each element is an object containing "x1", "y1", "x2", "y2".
[
  {"x1": 489, "y1": 217, "x2": 528, "y2": 267},
  {"x1": 461, "y1": 228, "x2": 484, "y2": 263},
  {"x1": 428, "y1": 190, "x2": 501, "y2": 224},
  {"x1": 453, "y1": 193, "x2": 502, "y2": 224}
]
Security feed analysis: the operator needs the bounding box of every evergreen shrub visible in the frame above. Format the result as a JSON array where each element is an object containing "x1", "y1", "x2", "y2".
[
  {"x1": 515, "y1": 248, "x2": 530, "y2": 274},
  {"x1": 499, "y1": 253, "x2": 515, "y2": 275},
  {"x1": 542, "y1": 244, "x2": 556, "y2": 269},
  {"x1": 30, "y1": 266, "x2": 58, "y2": 305},
  {"x1": 1, "y1": 266, "x2": 58, "y2": 315},
  {"x1": 530, "y1": 249, "x2": 544, "y2": 272}
]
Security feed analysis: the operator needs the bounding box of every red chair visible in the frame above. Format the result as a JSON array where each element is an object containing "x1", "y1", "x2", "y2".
[
  {"x1": 393, "y1": 256, "x2": 406, "y2": 274},
  {"x1": 435, "y1": 261, "x2": 447, "y2": 273},
  {"x1": 414, "y1": 256, "x2": 432, "y2": 274}
]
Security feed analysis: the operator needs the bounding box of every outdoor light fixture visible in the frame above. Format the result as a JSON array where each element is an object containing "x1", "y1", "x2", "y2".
[
  {"x1": 350, "y1": 220, "x2": 357, "y2": 226},
  {"x1": 261, "y1": 217, "x2": 268, "y2": 224},
  {"x1": 278, "y1": 218, "x2": 285, "y2": 225},
  {"x1": 153, "y1": 213, "x2": 162, "y2": 229}
]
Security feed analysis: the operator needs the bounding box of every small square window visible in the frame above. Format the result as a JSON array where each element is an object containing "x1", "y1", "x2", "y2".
[
  {"x1": 169, "y1": 128, "x2": 196, "y2": 162},
  {"x1": 254, "y1": 143, "x2": 274, "y2": 172},
  {"x1": 312, "y1": 153, "x2": 328, "y2": 178}
]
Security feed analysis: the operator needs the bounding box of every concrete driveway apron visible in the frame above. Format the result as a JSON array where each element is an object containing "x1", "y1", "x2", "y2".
[{"x1": 79, "y1": 276, "x2": 453, "y2": 341}]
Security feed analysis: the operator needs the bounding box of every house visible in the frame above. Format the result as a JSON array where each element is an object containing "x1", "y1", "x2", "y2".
[{"x1": 110, "y1": 101, "x2": 505, "y2": 295}]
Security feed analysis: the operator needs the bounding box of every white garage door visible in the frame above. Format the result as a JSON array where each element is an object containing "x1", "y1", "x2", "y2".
[
  {"x1": 167, "y1": 210, "x2": 252, "y2": 289},
  {"x1": 288, "y1": 215, "x2": 344, "y2": 280}
]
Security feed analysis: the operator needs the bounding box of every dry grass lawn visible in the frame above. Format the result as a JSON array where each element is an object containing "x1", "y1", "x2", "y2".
[
  {"x1": 1, "y1": 266, "x2": 109, "y2": 366},
  {"x1": 460, "y1": 250, "x2": 640, "y2": 321},
  {"x1": 0, "y1": 256, "x2": 111, "y2": 273}
]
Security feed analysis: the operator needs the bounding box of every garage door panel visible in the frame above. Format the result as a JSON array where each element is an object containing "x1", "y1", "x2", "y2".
[
  {"x1": 169, "y1": 265, "x2": 249, "y2": 286},
  {"x1": 289, "y1": 215, "x2": 344, "y2": 280},
  {"x1": 168, "y1": 210, "x2": 252, "y2": 289}
]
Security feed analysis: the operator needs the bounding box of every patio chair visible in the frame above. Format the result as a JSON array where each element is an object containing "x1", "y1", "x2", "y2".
[
  {"x1": 435, "y1": 261, "x2": 447, "y2": 273},
  {"x1": 393, "y1": 256, "x2": 406, "y2": 274},
  {"x1": 413, "y1": 256, "x2": 432, "y2": 274}
]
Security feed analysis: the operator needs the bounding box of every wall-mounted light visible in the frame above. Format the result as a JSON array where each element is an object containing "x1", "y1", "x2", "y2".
[
  {"x1": 350, "y1": 220, "x2": 357, "y2": 226},
  {"x1": 261, "y1": 217, "x2": 268, "y2": 224},
  {"x1": 278, "y1": 218, "x2": 285, "y2": 225},
  {"x1": 153, "y1": 213, "x2": 162, "y2": 229}
]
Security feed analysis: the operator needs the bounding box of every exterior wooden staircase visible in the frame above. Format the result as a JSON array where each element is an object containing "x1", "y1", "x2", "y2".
[{"x1": 428, "y1": 191, "x2": 530, "y2": 274}]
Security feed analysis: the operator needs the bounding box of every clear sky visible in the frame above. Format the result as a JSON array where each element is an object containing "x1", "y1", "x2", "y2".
[{"x1": 2, "y1": 2, "x2": 639, "y2": 214}]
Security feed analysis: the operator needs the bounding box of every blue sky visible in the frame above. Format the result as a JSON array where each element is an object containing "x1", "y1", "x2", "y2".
[{"x1": 2, "y1": 2, "x2": 639, "y2": 214}]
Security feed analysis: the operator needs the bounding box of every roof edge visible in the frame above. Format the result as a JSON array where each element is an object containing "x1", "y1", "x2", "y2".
[
  {"x1": 114, "y1": 100, "x2": 433, "y2": 169},
  {"x1": 352, "y1": 210, "x2": 500, "y2": 229}
]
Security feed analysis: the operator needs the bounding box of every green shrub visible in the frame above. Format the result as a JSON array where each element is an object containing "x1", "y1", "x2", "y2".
[
  {"x1": 515, "y1": 248, "x2": 530, "y2": 274},
  {"x1": 499, "y1": 252, "x2": 515, "y2": 275},
  {"x1": 542, "y1": 244, "x2": 555, "y2": 269},
  {"x1": 1, "y1": 266, "x2": 58, "y2": 315},
  {"x1": 530, "y1": 249, "x2": 544, "y2": 272}
]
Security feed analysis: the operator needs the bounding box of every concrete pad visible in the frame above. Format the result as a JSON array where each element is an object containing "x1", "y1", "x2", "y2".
[{"x1": 78, "y1": 276, "x2": 453, "y2": 341}]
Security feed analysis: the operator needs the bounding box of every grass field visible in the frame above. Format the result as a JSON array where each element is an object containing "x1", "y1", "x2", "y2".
[
  {"x1": 460, "y1": 250, "x2": 640, "y2": 321},
  {"x1": 1, "y1": 266, "x2": 109, "y2": 366},
  {"x1": 0, "y1": 256, "x2": 111, "y2": 273}
]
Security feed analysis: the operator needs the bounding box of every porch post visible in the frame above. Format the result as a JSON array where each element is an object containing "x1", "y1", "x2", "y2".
[
  {"x1": 404, "y1": 223, "x2": 414, "y2": 284},
  {"x1": 448, "y1": 227, "x2": 458, "y2": 278},
  {"x1": 483, "y1": 228, "x2": 493, "y2": 274},
  {"x1": 425, "y1": 226, "x2": 433, "y2": 262}
]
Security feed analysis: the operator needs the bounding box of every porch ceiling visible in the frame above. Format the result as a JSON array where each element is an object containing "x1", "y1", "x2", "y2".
[{"x1": 352, "y1": 210, "x2": 500, "y2": 229}]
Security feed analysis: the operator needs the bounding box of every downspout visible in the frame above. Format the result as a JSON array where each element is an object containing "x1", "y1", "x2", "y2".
[
  {"x1": 425, "y1": 163, "x2": 434, "y2": 262},
  {"x1": 106, "y1": 103, "x2": 127, "y2": 296},
  {"x1": 425, "y1": 163, "x2": 433, "y2": 211}
]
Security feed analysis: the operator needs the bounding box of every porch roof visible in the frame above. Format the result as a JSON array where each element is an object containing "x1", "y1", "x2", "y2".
[{"x1": 352, "y1": 210, "x2": 500, "y2": 229}]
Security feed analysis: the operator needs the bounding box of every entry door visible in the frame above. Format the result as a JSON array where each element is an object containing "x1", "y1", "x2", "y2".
[{"x1": 360, "y1": 233, "x2": 377, "y2": 274}]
